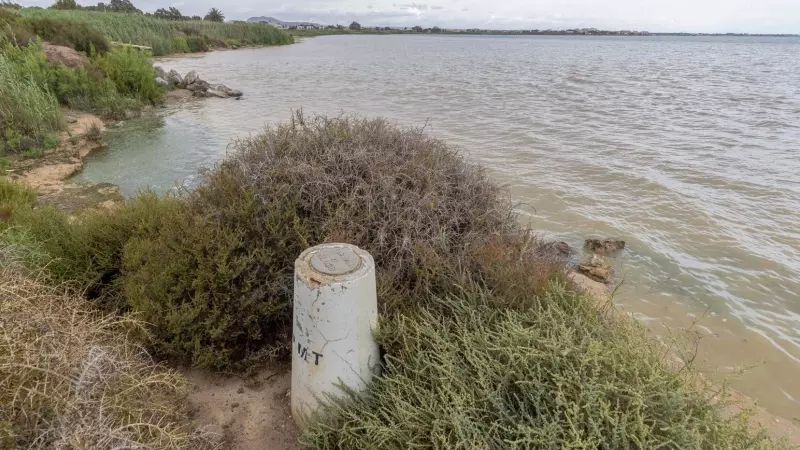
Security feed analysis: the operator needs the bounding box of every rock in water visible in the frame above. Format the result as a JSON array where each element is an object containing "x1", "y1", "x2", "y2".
[
  {"x1": 184, "y1": 70, "x2": 200, "y2": 86},
  {"x1": 577, "y1": 254, "x2": 614, "y2": 283},
  {"x1": 186, "y1": 79, "x2": 210, "y2": 92},
  {"x1": 154, "y1": 77, "x2": 169, "y2": 87},
  {"x1": 153, "y1": 65, "x2": 167, "y2": 80},
  {"x1": 166, "y1": 69, "x2": 184, "y2": 87},
  {"x1": 584, "y1": 239, "x2": 626, "y2": 255}
]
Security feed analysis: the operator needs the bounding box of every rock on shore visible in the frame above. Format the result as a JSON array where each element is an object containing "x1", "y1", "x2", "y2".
[{"x1": 154, "y1": 67, "x2": 243, "y2": 99}]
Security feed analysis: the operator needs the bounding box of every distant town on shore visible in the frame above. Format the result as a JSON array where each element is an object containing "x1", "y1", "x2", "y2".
[{"x1": 247, "y1": 16, "x2": 799, "y2": 37}]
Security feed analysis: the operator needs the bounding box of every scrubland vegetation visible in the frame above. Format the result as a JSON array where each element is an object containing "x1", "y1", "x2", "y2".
[
  {"x1": 20, "y1": 8, "x2": 293, "y2": 56},
  {"x1": 0, "y1": 6, "x2": 161, "y2": 156},
  {"x1": 0, "y1": 115, "x2": 791, "y2": 448},
  {"x1": 0, "y1": 0, "x2": 292, "y2": 160}
]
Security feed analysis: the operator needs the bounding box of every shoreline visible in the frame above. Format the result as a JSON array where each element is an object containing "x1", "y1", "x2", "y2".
[
  {"x1": 568, "y1": 272, "x2": 800, "y2": 445},
  {"x1": 5, "y1": 88, "x2": 202, "y2": 212},
  {"x1": 7, "y1": 110, "x2": 122, "y2": 213},
  {"x1": 4, "y1": 41, "x2": 799, "y2": 447}
]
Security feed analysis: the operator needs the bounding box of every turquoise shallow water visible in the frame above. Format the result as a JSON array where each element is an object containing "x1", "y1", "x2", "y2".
[{"x1": 74, "y1": 34, "x2": 800, "y2": 418}]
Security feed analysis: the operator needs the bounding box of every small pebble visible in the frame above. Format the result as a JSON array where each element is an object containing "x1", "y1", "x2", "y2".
[
  {"x1": 237, "y1": 387, "x2": 245, "y2": 394},
  {"x1": 231, "y1": 402, "x2": 240, "y2": 409}
]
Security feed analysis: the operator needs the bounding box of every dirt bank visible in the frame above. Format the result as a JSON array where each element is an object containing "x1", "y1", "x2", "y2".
[
  {"x1": 185, "y1": 365, "x2": 303, "y2": 450},
  {"x1": 8, "y1": 110, "x2": 124, "y2": 213}
]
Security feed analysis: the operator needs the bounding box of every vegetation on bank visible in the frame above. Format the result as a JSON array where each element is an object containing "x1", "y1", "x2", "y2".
[
  {"x1": 0, "y1": 13, "x2": 161, "y2": 155},
  {"x1": 0, "y1": 115, "x2": 791, "y2": 448},
  {"x1": 20, "y1": 8, "x2": 293, "y2": 56}
]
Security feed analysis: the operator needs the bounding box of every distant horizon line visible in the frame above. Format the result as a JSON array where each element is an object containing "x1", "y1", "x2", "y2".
[{"x1": 245, "y1": 18, "x2": 799, "y2": 36}]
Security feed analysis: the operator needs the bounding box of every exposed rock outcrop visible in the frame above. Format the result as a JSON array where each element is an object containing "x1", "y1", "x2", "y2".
[
  {"x1": 577, "y1": 254, "x2": 614, "y2": 283},
  {"x1": 42, "y1": 43, "x2": 88, "y2": 68},
  {"x1": 156, "y1": 68, "x2": 243, "y2": 99},
  {"x1": 184, "y1": 70, "x2": 201, "y2": 86},
  {"x1": 154, "y1": 65, "x2": 167, "y2": 80},
  {"x1": 584, "y1": 239, "x2": 626, "y2": 255},
  {"x1": 166, "y1": 69, "x2": 184, "y2": 87}
]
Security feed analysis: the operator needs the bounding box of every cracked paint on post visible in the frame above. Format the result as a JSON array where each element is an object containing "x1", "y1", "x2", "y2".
[{"x1": 291, "y1": 243, "x2": 380, "y2": 428}]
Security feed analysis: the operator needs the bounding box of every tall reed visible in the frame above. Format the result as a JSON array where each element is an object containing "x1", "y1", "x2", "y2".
[
  {"x1": 19, "y1": 9, "x2": 293, "y2": 55},
  {"x1": 0, "y1": 42, "x2": 62, "y2": 143}
]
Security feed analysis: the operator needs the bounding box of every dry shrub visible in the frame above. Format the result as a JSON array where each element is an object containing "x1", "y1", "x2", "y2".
[
  {"x1": 0, "y1": 267, "x2": 220, "y2": 449},
  {"x1": 303, "y1": 280, "x2": 789, "y2": 450},
  {"x1": 122, "y1": 113, "x2": 521, "y2": 370}
]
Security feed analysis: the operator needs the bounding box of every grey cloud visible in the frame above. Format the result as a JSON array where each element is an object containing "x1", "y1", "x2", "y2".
[{"x1": 396, "y1": 3, "x2": 428, "y2": 10}]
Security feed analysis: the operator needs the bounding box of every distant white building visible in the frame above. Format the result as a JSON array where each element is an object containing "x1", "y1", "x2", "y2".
[{"x1": 247, "y1": 16, "x2": 321, "y2": 30}]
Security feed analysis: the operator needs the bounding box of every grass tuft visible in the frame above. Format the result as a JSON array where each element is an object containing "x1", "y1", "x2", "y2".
[
  {"x1": 0, "y1": 267, "x2": 221, "y2": 449},
  {"x1": 303, "y1": 280, "x2": 790, "y2": 449}
]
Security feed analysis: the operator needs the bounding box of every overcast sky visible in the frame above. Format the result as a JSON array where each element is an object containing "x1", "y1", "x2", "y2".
[{"x1": 23, "y1": 0, "x2": 800, "y2": 33}]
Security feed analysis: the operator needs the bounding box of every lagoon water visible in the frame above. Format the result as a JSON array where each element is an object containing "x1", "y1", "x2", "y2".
[{"x1": 74, "y1": 34, "x2": 800, "y2": 419}]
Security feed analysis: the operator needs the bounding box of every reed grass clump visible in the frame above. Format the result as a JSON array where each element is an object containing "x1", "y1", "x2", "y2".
[
  {"x1": 19, "y1": 8, "x2": 293, "y2": 55},
  {"x1": 0, "y1": 43, "x2": 62, "y2": 143}
]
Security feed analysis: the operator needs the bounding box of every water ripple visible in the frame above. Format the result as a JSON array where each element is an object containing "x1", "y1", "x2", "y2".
[{"x1": 74, "y1": 34, "x2": 800, "y2": 418}]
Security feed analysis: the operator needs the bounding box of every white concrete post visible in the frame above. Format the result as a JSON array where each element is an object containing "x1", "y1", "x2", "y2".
[{"x1": 291, "y1": 243, "x2": 380, "y2": 428}]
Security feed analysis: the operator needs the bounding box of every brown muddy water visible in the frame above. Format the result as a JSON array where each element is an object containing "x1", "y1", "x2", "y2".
[{"x1": 73, "y1": 35, "x2": 800, "y2": 420}]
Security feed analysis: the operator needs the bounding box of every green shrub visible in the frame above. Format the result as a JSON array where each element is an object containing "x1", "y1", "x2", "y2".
[
  {"x1": 185, "y1": 35, "x2": 209, "y2": 52},
  {"x1": 303, "y1": 282, "x2": 787, "y2": 449},
  {"x1": 121, "y1": 113, "x2": 518, "y2": 370},
  {"x1": 46, "y1": 63, "x2": 138, "y2": 118},
  {"x1": 18, "y1": 16, "x2": 109, "y2": 53},
  {"x1": 172, "y1": 35, "x2": 189, "y2": 53},
  {"x1": 94, "y1": 46, "x2": 162, "y2": 103},
  {"x1": 42, "y1": 132, "x2": 57, "y2": 148},
  {"x1": 21, "y1": 147, "x2": 43, "y2": 158},
  {"x1": 0, "y1": 177, "x2": 35, "y2": 211},
  {"x1": 4, "y1": 192, "x2": 180, "y2": 310}
]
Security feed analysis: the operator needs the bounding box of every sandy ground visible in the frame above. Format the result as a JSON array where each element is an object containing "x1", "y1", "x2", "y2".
[{"x1": 184, "y1": 366, "x2": 304, "y2": 450}]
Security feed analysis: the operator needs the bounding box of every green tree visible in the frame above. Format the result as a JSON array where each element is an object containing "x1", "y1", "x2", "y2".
[
  {"x1": 431, "y1": 26, "x2": 442, "y2": 33},
  {"x1": 349, "y1": 21, "x2": 361, "y2": 30},
  {"x1": 50, "y1": 0, "x2": 80, "y2": 9},
  {"x1": 0, "y1": 0, "x2": 22, "y2": 8},
  {"x1": 108, "y1": 0, "x2": 141, "y2": 13},
  {"x1": 153, "y1": 6, "x2": 183, "y2": 20},
  {"x1": 412, "y1": 25, "x2": 423, "y2": 32},
  {"x1": 204, "y1": 8, "x2": 224, "y2": 22}
]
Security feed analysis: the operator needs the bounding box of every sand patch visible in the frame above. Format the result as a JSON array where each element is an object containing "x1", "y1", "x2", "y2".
[{"x1": 184, "y1": 365, "x2": 304, "y2": 450}]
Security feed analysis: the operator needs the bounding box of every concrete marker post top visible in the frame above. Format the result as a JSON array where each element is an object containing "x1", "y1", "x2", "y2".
[{"x1": 291, "y1": 243, "x2": 380, "y2": 428}]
